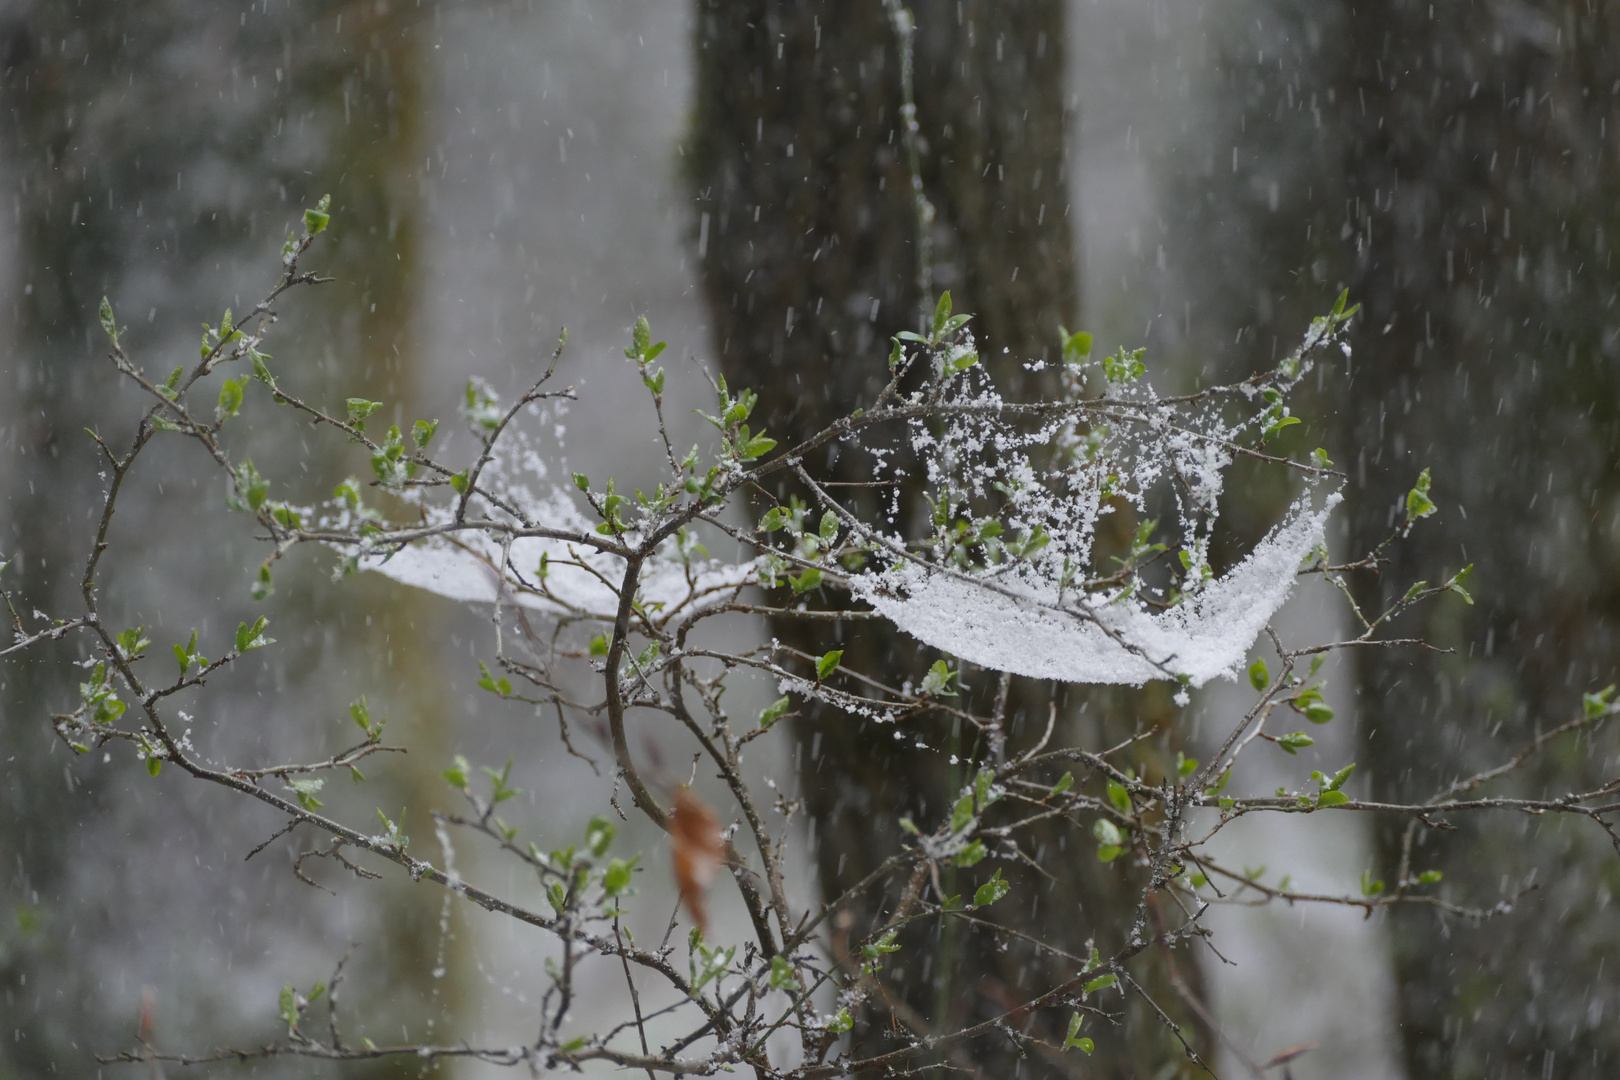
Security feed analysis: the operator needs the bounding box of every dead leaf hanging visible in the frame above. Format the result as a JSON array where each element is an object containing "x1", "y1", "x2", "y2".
[{"x1": 670, "y1": 786, "x2": 724, "y2": 934}]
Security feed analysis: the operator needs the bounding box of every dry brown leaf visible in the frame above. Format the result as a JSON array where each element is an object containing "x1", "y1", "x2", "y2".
[
  {"x1": 670, "y1": 786, "x2": 724, "y2": 934},
  {"x1": 1261, "y1": 1043, "x2": 1317, "y2": 1068}
]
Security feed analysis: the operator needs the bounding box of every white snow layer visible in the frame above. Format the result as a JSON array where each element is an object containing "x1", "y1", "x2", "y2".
[
  {"x1": 362, "y1": 494, "x2": 754, "y2": 620},
  {"x1": 851, "y1": 492, "x2": 1338, "y2": 687}
]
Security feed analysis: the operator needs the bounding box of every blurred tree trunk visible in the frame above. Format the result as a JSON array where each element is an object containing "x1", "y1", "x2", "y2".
[
  {"x1": 1166, "y1": 2, "x2": 1620, "y2": 1075},
  {"x1": 689, "y1": 3, "x2": 1207, "y2": 1075},
  {"x1": 1336, "y1": 5, "x2": 1620, "y2": 1076},
  {"x1": 0, "y1": 3, "x2": 466, "y2": 1074}
]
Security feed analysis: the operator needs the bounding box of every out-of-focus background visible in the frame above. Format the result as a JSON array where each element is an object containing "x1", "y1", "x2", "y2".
[{"x1": 2, "y1": 2, "x2": 1617, "y2": 1078}]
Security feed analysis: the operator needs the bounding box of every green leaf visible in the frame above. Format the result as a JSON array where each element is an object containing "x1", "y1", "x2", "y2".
[
  {"x1": 249, "y1": 348, "x2": 274, "y2": 385},
  {"x1": 1328, "y1": 763, "x2": 1356, "y2": 790},
  {"x1": 758, "y1": 696, "x2": 791, "y2": 729},
  {"x1": 303, "y1": 194, "x2": 331, "y2": 235},
  {"x1": 627, "y1": 314, "x2": 652, "y2": 359},
  {"x1": 1175, "y1": 752, "x2": 1198, "y2": 778},
  {"x1": 228, "y1": 459, "x2": 269, "y2": 513},
  {"x1": 215, "y1": 378, "x2": 243, "y2": 424},
  {"x1": 1050, "y1": 771, "x2": 1074, "y2": 797},
  {"x1": 588, "y1": 633, "x2": 609, "y2": 658},
  {"x1": 815, "y1": 649, "x2": 843, "y2": 680},
  {"x1": 739, "y1": 432, "x2": 777, "y2": 461},
  {"x1": 1444, "y1": 563, "x2": 1475, "y2": 605},
  {"x1": 99, "y1": 296, "x2": 119, "y2": 345},
  {"x1": 769, "y1": 954, "x2": 801, "y2": 992},
  {"x1": 1263, "y1": 414, "x2": 1302, "y2": 440},
  {"x1": 475, "y1": 661, "x2": 511, "y2": 696},
  {"x1": 235, "y1": 617, "x2": 274, "y2": 653},
  {"x1": 1311, "y1": 446, "x2": 1334, "y2": 469},
  {"x1": 1416, "y1": 869, "x2": 1443, "y2": 885},
  {"x1": 449, "y1": 470, "x2": 470, "y2": 494},
  {"x1": 116, "y1": 626, "x2": 152, "y2": 660},
  {"x1": 1248, "y1": 657, "x2": 1269, "y2": 692},
  {"x1": 631, "y1": 641, "x2": 660, "y2": 674},
  {"x1": 278, "y1": 983, "x2": 298, "y2": 1028},
  {"x1": 1059, "y1": 326, "x2": 1093, "y2": 365},
  {"x1": 854, "y1": 929, "x2": 897, "y2": 961},
  {"x1": 173, "y1": 629, "x2": 200, "y2": 677},
  {"x1": 1585, "y1": 684, "x2": 1617, "y2": 718},
  {"x1": 1405, "y1": 468, "x2": 1437, "y2": 521},
  {"x1": 412, "y1": 418, "x2": 438, "y2": 449},
  {"x1": 973, "y1": 868, "x2": 1010, "y2": 907},
  {"x1": 1315, "y1": 789, "x2": 1350, "y2": 808},
  {"x1": 1106, "y1": 781, "x2": 1130, "y2": 815},
  {"x1": 825, "y1": 1009, "x2": 854, "y2": 1034},
  {"x1": 603, "y1": 856, "x2": 637, "y2": 896},
  {"x1": 349, "y1": 696, "x2": 374, "y2": 734},
  {"x1": 1064, "y1": 1013, "x2": 1093, "y2": 1052},
  {"x1": 251, "y1": 563, "x2": 274, "y2": 601},
  {"x1": 1360, "y1": 869, "x2": 1385, "y2": 897},
  {"x1": 146, "y1": 755, "x2": 162, "y2": 777},
  {"x1": 1093, "y1": 819, "x2": 1123, "y2": 848},
  {"x1": 1083, "y1": 973, "x2": 1117, "y2": 995},
  {"x1": 1102, "y1": 346, "x2": 1146, "y2": 385},
  {"x1": 1276, "y1": 732, "x2": 1314, "y2": 755},
  {"x1": 931, "y1": 291, "x2": 953, "y2": 336},
  {"x1": 950, "y1": 794, "x2": 976, "y2": 835},
  {"x1": 345, "y1": 398, "x2": 383, "y2": 430},
  {"x1": 920, "y1": 659, "x2": 957, "y2": 697},
  {"x1": 953, "y1": 840, "x2": 988, "y2": 867},
  {"x1": 443, "y1": 755, "x2": 470, "y2": 789},
  {"x1": 1304, "y1": 702, "x2": 1335, "y2": 725},
  {"x1": 585, "y1": 816, "x2": 616, "y2": 858}
]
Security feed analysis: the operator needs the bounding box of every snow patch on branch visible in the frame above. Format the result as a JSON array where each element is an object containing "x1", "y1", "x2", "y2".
[{"x1": 853, "y1": 492, "x2": 1336, "y2": 687}]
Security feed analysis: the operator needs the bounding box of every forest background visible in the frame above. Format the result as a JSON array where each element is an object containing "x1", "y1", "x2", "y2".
[{"x1": 2, "y1": 2, "x2": 1617, "y2": 1079}]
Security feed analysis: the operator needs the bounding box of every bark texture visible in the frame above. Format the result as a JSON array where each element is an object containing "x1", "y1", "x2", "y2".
[
  {"x1": 690, "y1": 3, "x2": 1206, "y2": 1075},
  {"x1": 1166, "y1": 2, "x2": 1620, "y2": 1075}
]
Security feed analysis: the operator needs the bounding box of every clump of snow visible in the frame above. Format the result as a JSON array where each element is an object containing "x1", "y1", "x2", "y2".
[
  {"x1": 362, "y1": 518, "x2": 753, "y2": 622},
  {"x1": 853, "y1": 492, "x2": 1336, "y2": 687},
  {"x1": 326, "y1": 424, "x2": 753, "y2": 622}
]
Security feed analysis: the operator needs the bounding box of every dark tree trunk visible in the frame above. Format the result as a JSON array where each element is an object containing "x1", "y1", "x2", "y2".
[
  {"x1": 689, "y1": 3, "x2": 1207, "y2": 1075},
  {"x1": 1337, "y1": 6, "x2": 1620, "y2": 1076},
  {"x1": 1165, "y1": 2, "x2": 1620, "y2": 1075}
]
